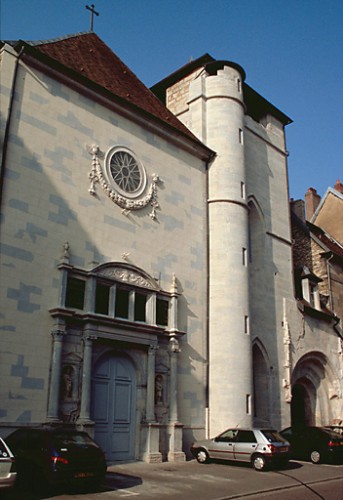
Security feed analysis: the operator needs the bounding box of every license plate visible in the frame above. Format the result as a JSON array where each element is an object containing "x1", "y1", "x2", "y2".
[{"x1": 74, "y1": 472, "x2": 94, "y2": 478}]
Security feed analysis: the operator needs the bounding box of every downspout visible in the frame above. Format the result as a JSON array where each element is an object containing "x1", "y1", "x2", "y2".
[
  {"x1": 326, "y1": 252, "x2": 334, "y2": 311},
  {"x1": 282, "y1": 298, "x2": 292, "y2": 404},
  {"x1": 0, "y1": 45, "x2": 24, "y2": 210}
]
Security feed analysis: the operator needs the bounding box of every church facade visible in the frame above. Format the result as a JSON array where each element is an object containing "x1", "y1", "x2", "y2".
[{"x1": 1, "y1": 32, "x2": 342, "y2": 463}]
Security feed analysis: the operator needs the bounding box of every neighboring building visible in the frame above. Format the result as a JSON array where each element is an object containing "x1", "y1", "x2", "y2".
[
  {"x1": 290, "y1": 182, "x2": 343, "y2": 428},
  {"x1": 0, "y1": 32, "x2": 341, "y2": 463}
]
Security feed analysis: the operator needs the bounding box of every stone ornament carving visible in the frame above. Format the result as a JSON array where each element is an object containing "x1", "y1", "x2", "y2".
[
  {"x1": 98, "y1": 266, "x2": 160, "y2": 290},
  {"x1": 88, "y1": 144, "x2": 161, "y2": 220}
]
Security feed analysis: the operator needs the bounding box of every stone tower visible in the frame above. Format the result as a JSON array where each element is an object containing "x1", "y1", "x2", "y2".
[
  {"x1": 190, "y1": 61, "x2": 252, "y2": 434},
  {"x1": 155, "y1": 52, "x2": 294, "y2": 436},
  {"x1": 156, "y1": 58, "x2": 253, "y2": 434}
]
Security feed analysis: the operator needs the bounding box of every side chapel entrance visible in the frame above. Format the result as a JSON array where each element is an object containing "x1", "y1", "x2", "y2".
[{"x1": 91, "y1": 353, "x2": 136, "y2": 462}]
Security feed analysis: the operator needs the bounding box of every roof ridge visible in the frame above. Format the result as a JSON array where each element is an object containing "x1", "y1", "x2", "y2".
[{"x1": 27, "y1": 31, "x2": 93, "y2": 47}]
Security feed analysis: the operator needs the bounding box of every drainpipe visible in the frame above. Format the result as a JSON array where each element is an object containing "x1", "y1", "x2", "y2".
[
  {"x1": 282, "y1": 298, "x2": 292, "y2": 404},
  {"x1": 326, "y1": 252, "x2": 334, "y2": 311},
  {"x1": 0, "y1": 44, "x2": 24, "y2": 209}
]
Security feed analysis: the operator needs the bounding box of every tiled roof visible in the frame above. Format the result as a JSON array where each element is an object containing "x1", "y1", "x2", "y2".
[{"x1": 22, "y1": 32, "x2": 205, "y2": 147}]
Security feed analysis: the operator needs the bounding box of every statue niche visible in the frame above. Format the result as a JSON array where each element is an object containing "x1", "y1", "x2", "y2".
[{"x1": 59, "y1": 362, "x2": 80, "y2": 422}]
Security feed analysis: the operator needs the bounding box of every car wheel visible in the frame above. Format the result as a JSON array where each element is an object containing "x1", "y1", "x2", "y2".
[
  {"x1": 195, "y1": 449, "x2": 209, "y2": 464},
  {"x1": 252, "y1": 454, "x2": 267, "y2": 471},
  {"x1": 310, "y1": 450, "x2": 321, "y2": 464}
]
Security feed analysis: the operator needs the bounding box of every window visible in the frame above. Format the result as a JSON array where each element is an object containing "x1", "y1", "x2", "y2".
[
  {"x1": 217, "y1": 429, "x2": 238, "y2": 442},
  {"x1": 95, "y1": 282, "x2": 110, "y2": 315},
  {"x1": 61, "y1": 268, "x2": 171, "y2": 327},
  {"x1": 242, "y1": 247, "x2": 247, "y2": 266},
  {"x1": 156, "y1": 298, "x2": 169, "y2": 326},
  {"x1": 134, "y1": 292, "x2": 147, "y2": 322},
  {"x1": 246, "y1": 394, "x2": 251, "y2": 414},
  {"x1": 239, "y1": 128, "x2": 244, "y2": 144},
  {"x1": 115, "y1": 287, "x2": 130, "y2": 319},
  {"x1": 244, "y1": 315, "x2": 250, "y2": 335},
  {"x1": 65, "y1": 277, "x2": 85, "y2": 310},
  {"x1": 309, "y1": 283, "x2": 316, "y2": 307},
  {"x1": 106, "y1": 147, "x2": 147, "y2": 199},
  {"x1": 237, "y1": 430, "x2": 256, "y2": 443}
]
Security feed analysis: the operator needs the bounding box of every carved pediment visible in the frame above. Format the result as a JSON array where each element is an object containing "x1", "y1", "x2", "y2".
[{"x1": 94, "y1": 263, "x2": 160, "y2": 290}]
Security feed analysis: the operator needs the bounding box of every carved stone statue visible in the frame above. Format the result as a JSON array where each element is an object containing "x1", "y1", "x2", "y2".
[{"x1": 155, "y1": 374, "x2": 164, "y2": 405}]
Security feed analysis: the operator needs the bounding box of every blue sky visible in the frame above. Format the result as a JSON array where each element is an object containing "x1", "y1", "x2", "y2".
[{"x1": 1, "y1": 0, "x2": 342, "y2": 201}]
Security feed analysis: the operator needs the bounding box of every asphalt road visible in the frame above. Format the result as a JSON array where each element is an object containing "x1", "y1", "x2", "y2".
[{"x1": 4, "y1": 459, "x2": 343, "y2": 500}]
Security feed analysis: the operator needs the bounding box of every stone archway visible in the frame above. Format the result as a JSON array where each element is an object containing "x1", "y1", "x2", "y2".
[{"x1": 291, "y1": 351, "x2": 337, "y2": 427}]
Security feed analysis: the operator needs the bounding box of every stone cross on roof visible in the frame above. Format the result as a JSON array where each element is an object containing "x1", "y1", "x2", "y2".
[{"x1": 86, "y1": 4, "x2": 99, "y2": 31}]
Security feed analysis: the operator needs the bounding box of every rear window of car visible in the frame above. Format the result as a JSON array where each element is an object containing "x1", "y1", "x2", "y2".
[
  {"x1": 261, "y1": 430, "x2": 286, "y2": 443},
  {"x1": 312, "y1": 428, "x2": 342, "y2": 439},
  {"x1": 0, "y1": 439, "x2": 9, "y2": 457},
  {"x1": 52, "y1": 432, "x2": 97, "y2": 449}
]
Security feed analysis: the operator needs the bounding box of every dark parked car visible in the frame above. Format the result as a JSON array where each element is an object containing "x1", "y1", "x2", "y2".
[
  {"x1": 0, "y1": 437, "x2": 16, "y2": 490},
  {"x1": 5, "y1": 427, "x2": 107, "y2": 492},
  {"x1": 324, "y1": 425, "x2": 343, "y2": 436},
  {"x1": 280, "y1": 426, "x2": 343, "y2": 464},
  {"x1": 191, "y1": 428, "x2": 290, "y2": 471}
]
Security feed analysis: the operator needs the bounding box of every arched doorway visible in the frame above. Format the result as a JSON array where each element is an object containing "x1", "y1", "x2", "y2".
[
  {"x1": 291, "y1": 352, "x2": 336, "y2": 427},
  {"x1": 91, "y1": 353, "x2": 136, "y2": 462},
  {"x1": 291, "y1": 380, "x2": 316, "y2": 428}
]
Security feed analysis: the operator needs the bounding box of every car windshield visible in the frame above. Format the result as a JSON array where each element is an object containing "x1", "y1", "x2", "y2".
[
  {"x1": 261, "y1": 430, "x2": 286, "y2": 443},
  {"x1": 52, "y1": 432, "x2": 97, "y2": 449}
]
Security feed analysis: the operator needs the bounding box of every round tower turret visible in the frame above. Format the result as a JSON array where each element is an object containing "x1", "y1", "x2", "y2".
[{"x1": 189, "y1": 61, "x2": 252, "y2": 435}]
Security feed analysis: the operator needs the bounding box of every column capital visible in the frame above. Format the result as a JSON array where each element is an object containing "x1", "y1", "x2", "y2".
[
  {"x1": 51, "y1": 329, "x2": 66, "y2": 341},
  {"x1": 83, "y1": 333, "x2": 97, "y2": 344},
  {"x1": 148, "y1": 344, "x2": 158, "y2": 355},
  {"x1": 169, "y1": 336, "x2": 181, "y2": 353}
]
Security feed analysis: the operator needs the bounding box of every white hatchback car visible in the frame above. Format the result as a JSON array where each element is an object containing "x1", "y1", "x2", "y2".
[
  {"x1": 191, "y1": 428, "x2": 289, "y2": 471},
  {"x1": 0, "y1": 437, "x2": 16, "y2": 490}
]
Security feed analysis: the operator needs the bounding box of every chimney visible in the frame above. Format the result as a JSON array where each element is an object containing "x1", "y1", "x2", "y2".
[
  {"x1": 305, "y1": 187, "x2": 321, "y2": 220},
  {"x1": 334, "y1": 179, "x2": 343, "y2": 194}
]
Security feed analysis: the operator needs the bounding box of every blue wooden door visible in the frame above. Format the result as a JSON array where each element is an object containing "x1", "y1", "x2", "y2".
[{"x1": 91, "y1": 354, "x2": 136, "y2": 462}]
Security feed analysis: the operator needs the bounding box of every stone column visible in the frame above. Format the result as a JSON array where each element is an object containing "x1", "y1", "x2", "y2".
[
  {"x1": 47, "y1": 329, "x2": 65, "y2": 421},
  {"x1": 167, "y1": 336, "x2": 185, "y2": 461},
  {"x1": 84, "y1": 276, "x2": 96, "y2": 313},
  {"x1": 146, "y1": 345, "x2": 157, "y2": 422},
  {"x1": 169, "y1": 274, "x2": 179, "y2": 335},
  {"x1": 78, "y1": 333, "x2": 96, "y2": 423},
  {"x1": 142, "y1": 344, "x2": 162, "y2": 463},
  {"x1": 169, "y1": 336, "x2": 179, "y2": 423},
  {"x1": 57, "y1": 242, "x2": 71, "y2": 307}
]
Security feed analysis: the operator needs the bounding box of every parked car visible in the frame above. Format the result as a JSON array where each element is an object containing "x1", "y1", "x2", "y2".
[
  {"x1": 280, "y1": 426, "x2": 343, "y2": 464},
  {"x1": 190, "y1": 428, "x2": 290, "y2": 471},
  {"x1": 5, "y1": 427, "x2": 107, "y2": 492},
  {"x1": 0, "y1": 437, "x2": 17, "y2": 490},
  {"x1": 324, "y1": 425, "x2": 343, "y2": 436}
]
